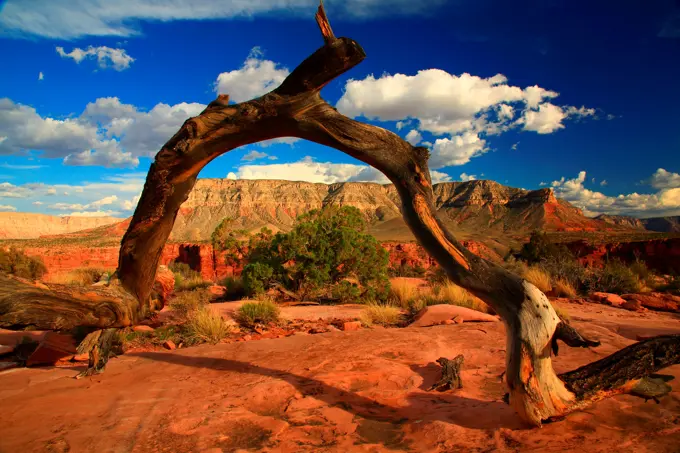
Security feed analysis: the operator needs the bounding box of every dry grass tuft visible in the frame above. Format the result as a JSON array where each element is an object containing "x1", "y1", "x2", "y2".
[
  {"x1": 185, "y1": 306, "x2": 232, "y2": 344},
  {"x1": 360, "y1": 303, "x2": 403, "y2": 327},
  {"x1": 523, "y1": 266, "x2": 552, "y2": 293},
  {"x1": 46, "y1": 268, "x2": 110, "y2": 286},
  {"x1": 437, "y1": 282, "x2": 493, "y2": 314},
  {"x1": 169, "y1": 289, "x2": 211, "y2": 320},
  {"x1": 553, "y1": 278, "x2": 577, "y2": 298},
  {"x1": 552, "y1": 303, "x2": 571, "y2": 321},
  {"x1": 388, "y1": 279, "x2": 418, "y2": 308},
  {"x1": 236, "y1": 299, "x2": 281, "y2": 327}
]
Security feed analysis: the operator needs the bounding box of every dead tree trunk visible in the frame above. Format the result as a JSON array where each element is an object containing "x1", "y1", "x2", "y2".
[{"x1": 1, "y1": 1, "x2": 678, "y2": 426}]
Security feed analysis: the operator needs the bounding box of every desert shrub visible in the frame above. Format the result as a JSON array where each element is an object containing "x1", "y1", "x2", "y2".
[
  {"x1": 47, "y1": 268, "x2": 111, "y2": 285},
  {"x1": 360, "y1": 303, "x2": 403, "y2": 327},
  {"x1": 169, "y1": 289, "x2": 211, "y2": 320},
  {"x1": 236, "y1": 300, "x2": 281, "y2": 327},
  {"x1": 628, "y1": 257, "x2": 656, "y2": 290},
  {"x1": 242, "y1": 263, "x2": 274, "y2": 296},
  {"x1": 553, "y1": 278, "x2": 577, "y2": 298},
  {"x1": 170, "y1": 261, "x2": 211, "y2": 291},
  {"x1": 244, "y1": 206, "x2": 390, "y2": 302},
  {"x1": 584, "y1": 260, "x2": 642, "y2": 294},
  {"x1": 185, "y1": 306, "x2": 232, "y2": 344},
  {"x1": 519, "y1": 231, "x2": 574, "y2": 264},
  {"x1": 502, "y1": 255, "x2": 528, "y2": 276},
  {"x1": 523, "y1": 266, "x2": 553, "y2": 293},
  {"x1": 331, "y1": 280, "x2": 362, "y2": 303},
  {"x1": 539, "y1": 254, "x2": 586, "y2": 289},
  {"x1": 118, "y1": 325, "x2": 183, "y2": 350},
  {"x1": 388, "y1": 279, "x2": 418, "y2": 308},
  {"x1": 176, "y1": 276, "x2": 212, "y2": 292},
  {"x1": 71, "y1": 268, "x2": 108, "y2": 285},
  {"x1": 437, "y1": 282, "x2": 492, "y2": 314},
  {"x1": 0, "y1": 247, "x2": 47, "y2": 279},
  {"x1": 658, "y1": 275, "x2": 680, "y2": 295},
  {"x1": 221, "y1": 276, "x2": 246, "y2": 300},
  {"x1": 388, "y1": 263, "x2": 426, "y2": 278}
]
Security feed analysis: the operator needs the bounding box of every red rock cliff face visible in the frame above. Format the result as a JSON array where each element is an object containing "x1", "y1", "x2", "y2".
[
  {"x1": 23, "y1": 240, "x2": 502, "y2": 282},
  {"x1": 566, "y1": 238, "x2": 680, "y2": 274}
]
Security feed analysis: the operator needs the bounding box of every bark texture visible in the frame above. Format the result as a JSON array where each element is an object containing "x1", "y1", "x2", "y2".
[
  {"x1": 0, "y1": 0, "x2": 678, "y2": 426},
  {"x1": 429, "y1": 355, "x2": 464, "y2": 391}
]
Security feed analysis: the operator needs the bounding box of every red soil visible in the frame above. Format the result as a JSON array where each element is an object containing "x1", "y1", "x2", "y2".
[{"x1": 1, "y1": 301, "x2": 679, "y2": 452}]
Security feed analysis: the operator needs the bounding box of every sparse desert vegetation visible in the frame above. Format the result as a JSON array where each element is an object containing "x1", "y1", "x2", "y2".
[
  {"x1": 0, "y1": 247, "x2": 47, "y2": 280},
  {"x1": 169, "y1": 261, "x2": 212, "y2": 292},
  {"x1": 360, "y1": 303, "x2": 403, "y2": 327},
  {"x1": 235, "y1": 299, "x2": 281, "y2": 327}
]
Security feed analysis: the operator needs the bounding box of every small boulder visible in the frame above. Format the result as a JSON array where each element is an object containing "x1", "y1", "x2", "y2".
[
  {"x1": 622, "y1": 294, "x2": 679, "y2": 313},
  {"x1": 26, "y1": 332, "x2": 77, "y2": 366},
  {"x1": 622, "y1": 299, "x2": 645, "y2": 312},
  {"x1": 409, "y1": 304, "x2": 499, "y2": 328},
  {"x1": 153, "y1": 266, "x2": 175, "y2": 307},
  {"x1": 208, "y1": 285, "x2": 227, "y2": 299},
  {"x1": 342, "y1": 321, "x2": 362, "y2": 331},
  {"x1": 162, "y1": 340, "x2": 176, "y2": 350},
  {"x1": 590, "y1": 292, "x2": 626, "y2": 307},
  {"x1": 133, "y1": 325, "x2": 155, "y2": 333}
]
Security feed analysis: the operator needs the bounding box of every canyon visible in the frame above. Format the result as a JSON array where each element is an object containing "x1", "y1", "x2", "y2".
[{"x1": 2, "y1": 179, "x2": 678, "y2": 279}]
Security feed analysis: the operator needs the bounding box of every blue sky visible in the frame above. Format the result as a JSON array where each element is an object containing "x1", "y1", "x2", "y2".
[{"x1": 0, "y1": 0, "x2": 679, "y2": 218}]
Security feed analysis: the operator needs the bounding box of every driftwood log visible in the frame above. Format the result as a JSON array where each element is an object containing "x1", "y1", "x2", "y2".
[{"x1": 1, "y1": 1, "x2": 679, "y2": 426}]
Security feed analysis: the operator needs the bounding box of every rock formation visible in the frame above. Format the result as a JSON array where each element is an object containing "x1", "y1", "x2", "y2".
[
  {"x1": 168, "y1": 178, "x2": 616, "y2": 241},
  {"x1": 0, "y1": 213, "x2": 120, "y2": 239}
]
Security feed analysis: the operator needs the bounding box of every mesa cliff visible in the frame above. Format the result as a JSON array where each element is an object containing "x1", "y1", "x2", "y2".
[
  {"x1": 169, "y1": 179, "x2": 615, "y2": 242},
  {"x1": 0, "y1": 213, "x2": 120, "y2": 239}
]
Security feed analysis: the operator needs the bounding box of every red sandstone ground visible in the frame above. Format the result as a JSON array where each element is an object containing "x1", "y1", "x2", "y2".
[{"x1": 1, "y1": 300, "x2": 680, "y2": 453}]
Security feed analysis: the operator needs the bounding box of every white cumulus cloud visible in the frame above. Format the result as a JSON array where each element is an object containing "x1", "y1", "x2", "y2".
[
  {"x1": 228, "y1": 156, "x2": 451, "y2": 185},
  {"x1": 649, "y1": 168, "x2": 680, "y2": 190},
  {"x1": 0, "y1": 204, "x2": 17, "y2": 212},
  {"x1": 550, "y1": 170, "x2": 680, "y2": 217},
  {"x1": 56, "y1": 46, "x2": 134, "y2": 71},
  {"x1": 336, "y1": 69, "x2": 596, "y2": 168},
  {"x1": 215, "y1": 48, "x2": 289, "y2": 102}
]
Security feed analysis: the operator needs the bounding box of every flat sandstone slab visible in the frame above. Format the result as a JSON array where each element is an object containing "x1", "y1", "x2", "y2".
[{"x1": 2, "y1": 304, "x2": 680, "y2": 453}]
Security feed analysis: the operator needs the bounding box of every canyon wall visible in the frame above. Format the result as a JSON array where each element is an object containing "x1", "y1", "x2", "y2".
[
  {"x1": 0, "y1": 213, "x2": 120, "y2": 239},
  {"x1": 169, "y1": 179, "x2": 615, "y2": 241},
  {"x1": 567, "y1": 238, "x2": 680, "y2": 274},
  {"x1": 22, "y1": 239, "x2": 502, "y2": 282}
]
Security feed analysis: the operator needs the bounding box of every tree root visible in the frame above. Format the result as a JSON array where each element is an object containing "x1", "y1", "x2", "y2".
[{"x1": 75, "y1": 328, "x2": 119, "y2": 379}]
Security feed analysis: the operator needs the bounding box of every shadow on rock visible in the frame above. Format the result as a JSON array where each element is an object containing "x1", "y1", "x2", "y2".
[{"x1": 131, "y1": 351, "x2": 526, "y2": 430}]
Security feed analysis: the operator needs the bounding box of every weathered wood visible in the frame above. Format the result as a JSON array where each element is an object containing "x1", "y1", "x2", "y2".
[
  {"x1": 556, "y1": 334, "x2": 680, "y2": 410},
  {"x1": 76, "y1": 328, "x2": 119, "y2": 378},
  {"x1": 1, "y1": 0, "x2": 678, "y2": 426},
  {"x1": 429, "y1": 355, "x2": 464, "y2": 391},
  {"x1": 0, "y1": 274, "x2": 146, "y2": 330}
]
